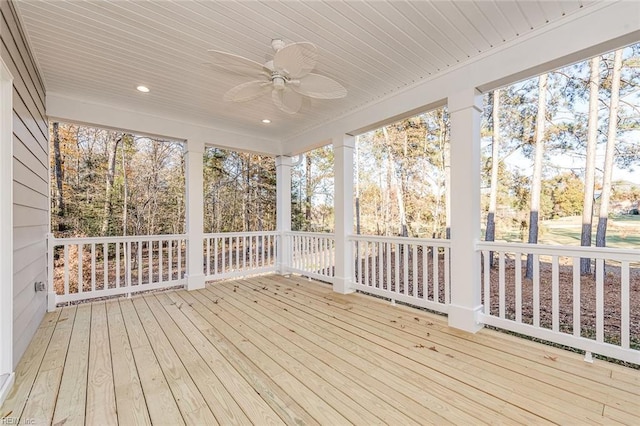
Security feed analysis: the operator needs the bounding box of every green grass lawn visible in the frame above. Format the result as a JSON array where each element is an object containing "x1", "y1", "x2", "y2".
[{"x1": 498, "y1": 215, "x2": 640, "y2": 249}]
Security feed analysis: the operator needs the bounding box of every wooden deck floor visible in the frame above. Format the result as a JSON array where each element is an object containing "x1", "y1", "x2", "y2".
[{"x1": 1, "y1": 275, "x2": 638, "y2": 425}]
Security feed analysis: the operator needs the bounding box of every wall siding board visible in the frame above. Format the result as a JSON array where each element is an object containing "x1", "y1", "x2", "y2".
[
  {"x1": 13, "y1": 158, "x2": 48, "y2": 196},
  {"x1": 13, "y1": 137, "x2": 47, "y2": 179},
  {"x1": 12, "y1": 239, "x2": 46, "y2": 277},
  {"x1": 13, "y1": 224, "x2": 48, "y2": 252},
  {"x1": 0, "y1": 3, "x2": 45, "y2": 108},
  {"x1": 1, "y1": 0, "x2": 49, "y2": 368}
]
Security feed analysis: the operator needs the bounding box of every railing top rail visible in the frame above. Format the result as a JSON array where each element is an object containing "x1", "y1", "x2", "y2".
[
  {"x1": 50, "y1": 234, "x2": 187, "y2": 244},
  {"x1": 349, "y1": 234, "x2": 451, "y2": 247},
  {"x1": 476, "y1": 240, "x2": 640, "y2": 261},
  {"x1": 285, "y1": 231, "x2": 335, "y2": 237},
  {"x1": 204, "y1": 231, "x2": 279, "y2": 238}
]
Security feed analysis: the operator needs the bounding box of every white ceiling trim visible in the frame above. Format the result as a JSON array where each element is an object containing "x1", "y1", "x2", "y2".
[
  {"x1": 283, "y1": 0, "x2": 640, "y2": 155},
  {"x1": 46, "y1": 93, "x2": 282, "y2": 155}
]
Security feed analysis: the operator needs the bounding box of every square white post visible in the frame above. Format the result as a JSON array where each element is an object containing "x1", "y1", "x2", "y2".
[
  {"x1": 185, "y1": 139, "x2": 205, "y2": 290},
  {"x1": 333, "y1": 134, "x2": 355, "y2": 294},
  {"x1": 0, "y1": 58, "x2": 15, "y2": 403},
  {"x1": 448, "y1": 88, "x2": 484, "y2": 333},
  {"x1": 275, "y1": 155, "x2": 292, "y2": 274}
]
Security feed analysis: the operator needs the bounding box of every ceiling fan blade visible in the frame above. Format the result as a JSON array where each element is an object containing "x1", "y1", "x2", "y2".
[
  {"x1": 224, "y1": 80, "x2": 271, "y2": 102},
  {"x1": 291, "y1": 73, "x2": 347, "y2": 99},
  {"x1": 272, "y1": 88, "x2": 303, "y2": 114},
  {"x1": 207, "y1": 50, "x2": 270, "y2": 77},
  {"x1": 273, "y1": 42, "x2": 317, "y2": 78}
]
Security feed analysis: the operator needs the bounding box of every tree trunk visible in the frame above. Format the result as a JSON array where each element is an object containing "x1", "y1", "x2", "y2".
[
  {"x1": 52, "y1": 122, "x2": 65, "y2": 218},
  {"x1": 383, "y1": 127, "x2": 408, "y2": 237},
  {"x1": 101, "y1": 135, "x2": 121, "y2": 235},
  {"x1": 526, "y1": 75, "x2": 548, "y2": 279},
  {"x1": 486, "y1": 90, "x2": 501, "y2": 266},
  {"x1": 580, "y1": 56, "x2": 601, "y2": 275},
  {"x1": 595, "y1": 50, "x2": 623, "y2": 250}
]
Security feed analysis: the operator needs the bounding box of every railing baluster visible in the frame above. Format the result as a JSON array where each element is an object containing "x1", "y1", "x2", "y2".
[
  {"x1": 116, "y1": 242, "x2": 121, "y2": 288},
  {"x1": 126, "y1": 241, "x2": 132, "y2": 290},
  {"x1": 371, "y1": 241, "x2": 377, "y2": 288},
  {"x1": 394, "y1": 243, "x2": 400, "y2": 295},
  {"x1": 177, "y1": 239, "x2": 182, "y2": 280},
  {"x1": 91, "y1": 243, "x2": 96, "y2": 292},
  {"x1": 412, "y1": 244, "x2": 417, "y2": 297},
  {"x1": 148, "y1": 239, "x2": 153, "y2": 284},
  {"x1": 64, "y1": 244, "x2": 69, "y2": 296},
  {"x1": 386, "y1": 242, "x2": 392, "y2": 291},
  {"x1": 422, "y1": 245, "x2": 428, "y2": 301},
  {"x1": 483, "y1": 250, "x2": 490, "y2": 315},
  {"x1": 138, "y1": 241, "x2": 143, "y2": 285},
  {"x1": 444, "y1": 246, "x2": 450, "y2": 305},
  {"x1": 168, "y1": 239, "x2": 173, "y2": 281},
  {"x1": 77, "y1": 244, "x2": 83, "y2": 294},
  {"x1": 403, "y1": 242, "x2": 409, "y2": 295},
  {"x1": 621, "y1": 261, "x2": 630, "y2": 349},
  {"x1": 214, "y1": 237, "x2": 218, "y2": 275},
  {"x1": 364, "y1": 241, "x2": 370, "y2": 287},
  {"x1": 552, "y1": 255, "x2": 559, "y2": 332},
  {"x1": 499, "y1": 251, "x2": 505, "y2": 318},
  {"x1": 432, "y1": 245, "x2": 439, "y2": 301},
  {"x1": 159, "y1": 239, "x2": 163, "y2": 285},
  {"x1": 103, "y1": 243, "x2": 108, "y2": 290},
  {"x1": 533, "y1": 254, "x2": 540, "y2": 328},
  {"x1": 206, "y1": 237, "x2": 211, "y2": 276},
  {"x1": 221, "y1": 237, "x2": 226, "y2": 274},
  {"x1": 596, "y1": 258, "x2": 604, "y2": 343},
  {"x1": 515, "y1": 252, "x2": 522, "y2": 323},
  {"x1": 572, "y1": 257, "x2": 580, "y2": 337}
]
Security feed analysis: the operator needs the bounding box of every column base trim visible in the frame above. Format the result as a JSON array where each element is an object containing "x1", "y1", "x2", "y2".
[
  {"x1": 185, "y1": 273, "x2": 206, "y2": 291},
  {"x1": 333, "y1": 277, "x2": 355, "y2": 295},
  {"x1": 448, "y1": 304, "x2": 484, "y2": 333},
  {"x1": 0, "y1": 372, "x2": 15, "y2": 405}
]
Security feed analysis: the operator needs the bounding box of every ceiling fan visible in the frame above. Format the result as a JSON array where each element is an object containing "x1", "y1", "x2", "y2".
[{"x1": 207, "y1": 39, "x2": 347, "y2": 114}]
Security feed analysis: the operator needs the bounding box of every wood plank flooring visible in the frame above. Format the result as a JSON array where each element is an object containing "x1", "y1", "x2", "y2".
[{"x1": 1, "y1": 274, "x2": 638, "y2": 425}]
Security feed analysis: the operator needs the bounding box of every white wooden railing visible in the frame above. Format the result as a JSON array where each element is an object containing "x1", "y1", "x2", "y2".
[
  {"x1": 48, "y1": 234, "x2": 187, "y2": 309},
  {"x1": 203, "y1": 231, "x2": 278, "y2": 280},
  {"x1": 476, "y1": 241, "x2": 640, "y2": 364},
  {"x1": 350, "y1": 235, "x2": 451, "y2": 314},
  {"x1": 286, "y1": 231, "x2": 335, "y2": 283}
]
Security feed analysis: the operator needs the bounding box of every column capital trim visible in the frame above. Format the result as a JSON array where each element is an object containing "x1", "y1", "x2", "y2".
[
  {"x1": 448, "y1": 88, "x2": 483, "y2": 114},
  {"x1": 275, "y1": 155, "x2": 292, "y2": 167},
  {"x1": 332, "y1": 134, "x2": 355, "y2": 150},
  {"x1": 186, "y1": 139, "x2": 205, "y2": 154}
]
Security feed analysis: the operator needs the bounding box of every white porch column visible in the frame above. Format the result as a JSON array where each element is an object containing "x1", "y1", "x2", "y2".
[
  {"x1": 275, "y1": 155, "x2": 292, "y2": 274},
  {"x1": 185, "y1": 139, "x2": 205, "y2": 290},
  {"x1": 448, "y1": 88, "x2": 484, "y2": 333},
  {"x1": 333, "y1": 134, "x2": 355, "y2": 294}
]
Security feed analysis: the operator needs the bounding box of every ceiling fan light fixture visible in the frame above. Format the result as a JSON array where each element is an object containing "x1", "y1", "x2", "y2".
[
  {"x1": 262, "y1": 119, "x2": 271, "y2": 124},
  {"x1": 208, "y1": 39, "x2": 347, "y2": 114},
  {"x1": 136, "y1": 85, "x2": 150, "y2": 93},
  {"x1": 272, "y1": 76, "x2": 286, "y2": 90}
]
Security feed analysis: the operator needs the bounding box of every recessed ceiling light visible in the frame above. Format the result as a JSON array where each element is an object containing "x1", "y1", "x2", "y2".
[
  {"x1": 262, "y1": 119, "x2": 271, "y2": 124},
  {"x1": 136, "y1": 85, "x2": 150, "y2": 93}
]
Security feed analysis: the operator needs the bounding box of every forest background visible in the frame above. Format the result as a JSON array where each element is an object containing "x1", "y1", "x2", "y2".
[{"x1": 50, "y1": 43, "x2": 640, "y2": 257}]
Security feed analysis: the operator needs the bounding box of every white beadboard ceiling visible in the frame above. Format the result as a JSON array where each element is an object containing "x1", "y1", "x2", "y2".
[{"x1": 14, "y1": 0, "x2": 598, "y2": 146}]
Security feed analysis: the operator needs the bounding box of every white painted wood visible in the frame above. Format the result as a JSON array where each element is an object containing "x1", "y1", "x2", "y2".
[
  {"x1": 621, "y1": 261, "x2": 630, "y2": 349},
  {"x1": 333, "y1": 134, "x2": 355, "y2": 294},
  {"x1": 276, "y1": 156, "x2": 292, "y2": 274},
  {"x1": 552, "y1": 256, "x2": 559, "y2": 332},
  {"x1": 572, "y1": 257, "x2": 580, "y2": 338},
  {"x1": 515, "y1": 252, "x2": 522, "y2": 323},
  {"x1": 447, "y1": 88, "x2": 482, "y2": 333},
  {"x1": 0, "y1": 56, "x2": 14, "y2": 401},
  {"x1": 499, "y1": 252, "x2": 505, "y2": 319},
  {"x1": 186, "y1": 139, "x2": 205, "y2": 290}
]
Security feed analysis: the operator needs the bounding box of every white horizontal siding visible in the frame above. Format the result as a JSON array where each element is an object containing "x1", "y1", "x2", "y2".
[{"x1": 1, "y1": 0, "x2": 48, "y2": 369}]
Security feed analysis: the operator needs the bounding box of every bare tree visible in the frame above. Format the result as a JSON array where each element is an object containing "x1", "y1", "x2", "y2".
[
  {"x1": 526, "y1": 74, "x2": 548, "y2": 279},
  {"x1": 101, "y1": 134, "x2": 122, "y2": 235},
  {"x1": 580, "y1": 57, "x2": 601, "y2": 275},
  {"x1": 52, "y1": 122, "x2": 65, "y2": 218},
  {"x1": 596, "y1": 49, "x2": 623, "y2": 249},
  {"x1": 486, "y1": 90, "x2": 501, "y2": 265}
]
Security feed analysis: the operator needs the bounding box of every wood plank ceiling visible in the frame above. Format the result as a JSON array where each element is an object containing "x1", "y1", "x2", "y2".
[{"x1": 13, "y1": 0, "x2": 594, "y2": 142}]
